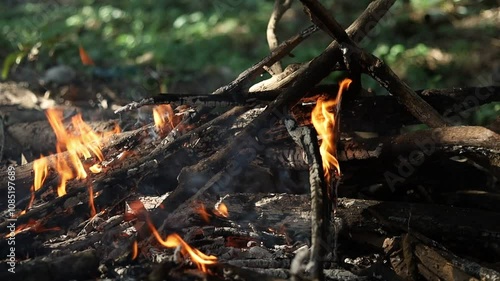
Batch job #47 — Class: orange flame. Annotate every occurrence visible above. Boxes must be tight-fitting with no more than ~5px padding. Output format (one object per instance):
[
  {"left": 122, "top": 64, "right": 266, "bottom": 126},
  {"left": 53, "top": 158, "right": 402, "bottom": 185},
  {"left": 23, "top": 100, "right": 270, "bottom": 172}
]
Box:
[
  {"left": 311, "top": 78, "right": 351, "bottom": 186},
  {"left": 131, "top": 240, "right": 138, "bottom": 260},
  {"left": 88, "top": 185, "right": 96, "bottom": 217},
  {"left": 5, "top": 218, "right": 61, "bottom": 238},
  {"left": 153, "top": 104, "right": 175, "bottom": 131},
  {"left": 79, "top": 45, "right": 95, "bottom": 66},
  {"left": 27, "top": 109, "right": 120, "bottom": 213},
  {"left": 195, "top": 203, "right": 211, "bottom": 223},
  {"left": 147, "top": 221, "right": 217, "bottom": 272},
  {"left": 215, "top": 202, "right": 228, "bottom": 218}
]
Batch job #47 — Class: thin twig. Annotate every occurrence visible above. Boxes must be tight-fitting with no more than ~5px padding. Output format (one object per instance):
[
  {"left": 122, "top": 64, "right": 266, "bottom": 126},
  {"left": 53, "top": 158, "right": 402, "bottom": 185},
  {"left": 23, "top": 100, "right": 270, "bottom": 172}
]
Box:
[{"left": 267, "top": 0, "right": 293, "bottom": 75}]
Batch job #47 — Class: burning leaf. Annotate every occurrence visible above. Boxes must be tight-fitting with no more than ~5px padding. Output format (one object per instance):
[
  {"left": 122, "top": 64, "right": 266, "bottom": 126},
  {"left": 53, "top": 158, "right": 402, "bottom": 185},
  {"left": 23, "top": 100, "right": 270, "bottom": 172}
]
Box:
[
  {"left": 311, "top": 78, "right": 351, "bottom": 190},
  {"left": 79, "top": 45, "right": 95, "bottom": 66}
]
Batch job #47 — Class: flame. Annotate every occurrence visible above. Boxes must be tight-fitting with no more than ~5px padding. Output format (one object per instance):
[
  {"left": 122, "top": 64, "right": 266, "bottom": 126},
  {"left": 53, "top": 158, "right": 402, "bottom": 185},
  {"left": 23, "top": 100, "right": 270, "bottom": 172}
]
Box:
[
  {"left": 311, "top": 78, "right": 351, "bottom": 187},
  {"left": 195, "top": 203, "right": 211, "bottom": 223},
  {"left": 153, "top": 104, "right": 175, "bottom": 131},
  {"left": 79, "top": 45, "right": 95, "bottom": 66},
  {"left": 25, "top": 157, "right": 49, "bottom": 211},
  {"left": 27, "top": 109, "right": 120, "bottom": 212},
  {"left": 5, "top": 218, "right": 61, "bottom": 238},
  {"left": 131, "top": 240, "right": 138, "bottom": 260},
  {"left": 88, "top": 185, "right": 96, "bottom": 217},
  {"left": 33, "top": 157, "right": 49, "bottom": 192},
  {"left": 89, "top": 164, "right": 102, "bottom": 174},
  {"left": 147, "top": 221, "right": 217, "bottom": 272},
  {"left": 215, "top": 202, "right": 228, "bottom": 218}
]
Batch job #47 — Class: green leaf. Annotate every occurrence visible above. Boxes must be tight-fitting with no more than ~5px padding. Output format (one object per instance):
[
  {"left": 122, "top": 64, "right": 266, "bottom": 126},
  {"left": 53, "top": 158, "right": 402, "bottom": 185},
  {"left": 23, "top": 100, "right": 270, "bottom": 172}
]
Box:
[{"left": 1, "top": 51, "right": 26, "bottom": 80}]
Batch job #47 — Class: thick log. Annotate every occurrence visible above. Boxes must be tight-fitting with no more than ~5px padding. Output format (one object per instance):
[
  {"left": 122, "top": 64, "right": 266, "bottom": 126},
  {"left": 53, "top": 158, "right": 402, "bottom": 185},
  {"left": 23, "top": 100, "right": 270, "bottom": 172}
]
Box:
[
  {"left": 264, "top": 126, "right": 500, "bottom": 178},
  {"left": 162, "top": 193, "right": 500, "bottom": 267},
  {"left": 0, "top": 106, "right": 250, "bottom": 230},
  {"left": 386, "top": 232, "right": 500, "bottom": 281}
]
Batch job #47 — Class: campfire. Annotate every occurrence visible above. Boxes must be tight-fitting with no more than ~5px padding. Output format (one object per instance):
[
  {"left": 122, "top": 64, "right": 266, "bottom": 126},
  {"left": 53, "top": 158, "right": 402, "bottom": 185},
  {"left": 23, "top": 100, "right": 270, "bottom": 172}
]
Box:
[{"left": 1, "top": 1, "right": 499, "bottom": 281}]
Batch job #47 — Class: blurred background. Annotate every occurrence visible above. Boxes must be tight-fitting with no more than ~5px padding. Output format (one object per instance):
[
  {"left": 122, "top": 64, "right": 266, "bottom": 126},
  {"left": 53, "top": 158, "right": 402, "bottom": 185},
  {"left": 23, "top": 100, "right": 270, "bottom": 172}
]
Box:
[{"left": 0, "top": 0, "right": 498, "bottom": 123}]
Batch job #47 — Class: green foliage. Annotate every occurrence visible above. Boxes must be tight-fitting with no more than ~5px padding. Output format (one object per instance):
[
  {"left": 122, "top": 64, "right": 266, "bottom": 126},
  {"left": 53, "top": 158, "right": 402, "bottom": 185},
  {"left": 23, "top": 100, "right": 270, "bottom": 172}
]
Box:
[{"left": 0, "top": 1, "right": 497, "bottom": 125}]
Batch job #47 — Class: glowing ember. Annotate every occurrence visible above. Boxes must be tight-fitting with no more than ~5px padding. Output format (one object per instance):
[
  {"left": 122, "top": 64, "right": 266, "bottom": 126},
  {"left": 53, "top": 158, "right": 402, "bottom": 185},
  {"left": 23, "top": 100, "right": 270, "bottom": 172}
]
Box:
[
  {"left": 311, "top": 78, "right": 351, "bottom": 189},
  {"left": 215, "top": 202, "right": 228, "bottom": 218},
  {"left": 89, "top": 164, "right": 102, "bottom": 174},
  {"left": 148, "top": 221, "right": 217, "bottom": 272},
  {"left": 153, "top": 104, "right": 175, "bottom": 131}
]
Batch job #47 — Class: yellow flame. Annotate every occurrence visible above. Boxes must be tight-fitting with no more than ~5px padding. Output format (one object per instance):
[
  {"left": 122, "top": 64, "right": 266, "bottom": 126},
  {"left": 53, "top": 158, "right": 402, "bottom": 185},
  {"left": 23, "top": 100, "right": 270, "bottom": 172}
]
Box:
[
  {"left": 27, "top": 109, "right": 120, "bottom": 212},
  {"left": 311, "top": 78, "right": 351, "bottom": 185},
  {"left": 215, "top": 202, "right": 228, "bottom": 218},
  {"left": 153, "top": 104, "right": 174, "bottom": 131}
]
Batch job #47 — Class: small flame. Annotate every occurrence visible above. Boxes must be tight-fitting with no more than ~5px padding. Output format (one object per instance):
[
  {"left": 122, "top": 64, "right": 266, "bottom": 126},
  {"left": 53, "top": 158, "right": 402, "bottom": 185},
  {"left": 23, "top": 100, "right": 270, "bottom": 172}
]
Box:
[
  {"left": 195, "top": 203, "right": 211, "bottom": 223},
  {"left": 131, "top": 240, "right": 138, "bottom": 260},
  {"left": 148, "top": 221, "right": 217, "bottom": 272},
  {"left": 153, "top": 104, "right": 175, "bottom": 131},
  {"left": 79, "top": 45, "right": 95, "bottom": 66},
  {"left": 33, "top": 157, "right": 49, "bottom": 192},
  {"left": 5, "top": 218, "right": 60, "bottom": 238},
  {"left": 89, "top": 164, "right": 102, "bottom": 174},
  {"left": 311, "top": 78, "right": 351, "bottom": 188},
  {"left": 88, "top": 185, "right": 96, "bottom": 217},
  {"left": 26, "top": 157, "right": 49, "bottom": 211},
  {"left": 215, "top": 202, "right": 228, "bottom": 218}
]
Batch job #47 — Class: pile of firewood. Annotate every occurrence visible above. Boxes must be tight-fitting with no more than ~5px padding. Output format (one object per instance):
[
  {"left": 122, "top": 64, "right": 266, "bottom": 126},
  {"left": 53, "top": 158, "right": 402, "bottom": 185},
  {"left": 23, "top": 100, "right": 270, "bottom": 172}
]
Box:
[{"left": 1, "top": 0, "right": 499, "bottom": 280}]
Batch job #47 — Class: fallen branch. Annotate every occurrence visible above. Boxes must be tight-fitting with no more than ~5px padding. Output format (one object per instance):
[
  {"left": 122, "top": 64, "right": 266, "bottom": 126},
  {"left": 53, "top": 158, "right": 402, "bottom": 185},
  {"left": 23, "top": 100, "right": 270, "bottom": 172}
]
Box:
[
  {"left": 300, "top": 0, "right": 450, "bottom": 128},
  {"left": 284, "top": 116, "right": 328, "bottom": 280},
  {"left": 266, "top": 0, "right": 293, "bottom": 75}
]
